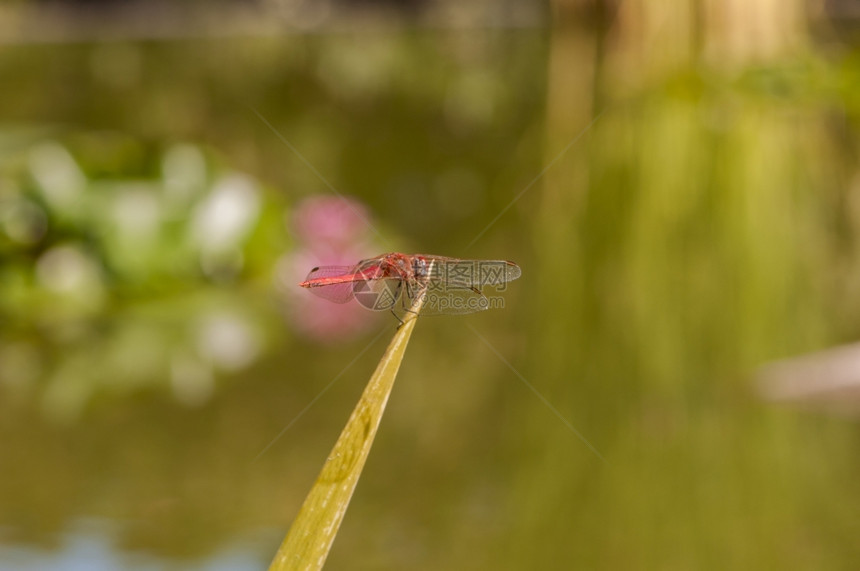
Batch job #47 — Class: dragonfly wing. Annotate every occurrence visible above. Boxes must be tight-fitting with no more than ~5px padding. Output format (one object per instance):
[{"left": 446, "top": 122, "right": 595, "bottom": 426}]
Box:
[
  {"left": 302, "top": 265, "right": 359, "bottom": 304},
  {"left": 304, "top": 265, "right": 357, "bottom": 280},
  {"left": 402, "top": 281, "right": 493, "bottom": 315},
  {"left": 418, "top": 257, "right": 522, "bottom": 289}
]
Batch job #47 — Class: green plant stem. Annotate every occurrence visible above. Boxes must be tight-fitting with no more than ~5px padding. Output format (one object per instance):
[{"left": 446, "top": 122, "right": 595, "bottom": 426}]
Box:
[{"left": 268, "top": 307, "right": 421, "bottom": 571}]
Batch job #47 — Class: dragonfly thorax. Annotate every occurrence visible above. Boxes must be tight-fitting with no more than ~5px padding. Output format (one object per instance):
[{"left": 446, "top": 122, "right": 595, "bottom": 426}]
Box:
[{"left": 412, "top": 257, "right": 429, "bottom": 279}]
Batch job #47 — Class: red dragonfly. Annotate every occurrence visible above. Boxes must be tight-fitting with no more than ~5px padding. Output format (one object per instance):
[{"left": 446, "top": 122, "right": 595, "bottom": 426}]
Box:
[{"left": 299, "top": 253, "right": 521, "bottom": 315}]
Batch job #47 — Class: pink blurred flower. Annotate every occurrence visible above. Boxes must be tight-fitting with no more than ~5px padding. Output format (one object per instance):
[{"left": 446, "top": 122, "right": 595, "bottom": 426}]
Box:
[
  {"left": 292, "top": 195, "right": 372, "bottom": 251},
  {"left": 282, "top": 196, "right": 382, "bottom": 343}
]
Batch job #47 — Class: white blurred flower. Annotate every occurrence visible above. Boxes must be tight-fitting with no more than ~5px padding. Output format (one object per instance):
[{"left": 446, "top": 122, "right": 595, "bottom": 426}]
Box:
[
  {"left": 195, "top": 312, "right": 262, "bottom": 372},
  {"left": 191, "top": 174, "right": 261, "bottom": 254},
  {"left": 36, "top": 244, "right": 104, "bottom": 298},
  {"left": 112, "top": 184, "right": 161, "bottom": 239},
  {"left": 28, "top": 143, "right": 87, "bottom": 209},
  {"left": 758, "top": 342, "right": 860, "bottom": 416},
  {"left": 162, "top": 143, "right": 207, "bottom": 208}
]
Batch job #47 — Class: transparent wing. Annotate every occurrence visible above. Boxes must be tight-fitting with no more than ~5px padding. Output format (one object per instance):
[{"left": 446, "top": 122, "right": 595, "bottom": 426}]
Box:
[
  {"left": 402, "top": 281, "right": 496, "bottom": 315},
  {"left": 416, "top": 257, "right": 522, "bottom": 290},
  {"left": 302, "top": 265, "right": 359, "bottom": 304}
]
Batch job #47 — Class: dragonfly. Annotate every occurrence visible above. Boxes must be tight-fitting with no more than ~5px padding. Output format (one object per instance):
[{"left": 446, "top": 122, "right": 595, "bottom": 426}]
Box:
[{"left": 299, "top": 253, "right": 521, "bottom": 315}]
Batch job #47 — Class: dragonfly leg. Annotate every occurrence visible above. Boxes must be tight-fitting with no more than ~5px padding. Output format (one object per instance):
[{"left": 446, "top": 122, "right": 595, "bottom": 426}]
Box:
[
  {"left": 401, "top": 280, "right": 427, "bottom": 316},
  {"left": 390, "top": 308, "right": 405, "bottom": 328},
  {"left": 397, "top": 299, "right": 419, "bottom": 322}
]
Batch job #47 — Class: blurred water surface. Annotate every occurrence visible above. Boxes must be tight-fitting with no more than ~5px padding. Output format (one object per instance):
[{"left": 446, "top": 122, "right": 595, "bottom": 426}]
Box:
[{"left": 1, "top": 3, "right": 860, "bottom": 570}]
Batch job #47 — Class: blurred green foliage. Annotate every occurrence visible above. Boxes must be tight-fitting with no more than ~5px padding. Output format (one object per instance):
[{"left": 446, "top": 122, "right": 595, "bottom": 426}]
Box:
[{"left": 0, "top": 134, "right": 290, "bottom": 420}]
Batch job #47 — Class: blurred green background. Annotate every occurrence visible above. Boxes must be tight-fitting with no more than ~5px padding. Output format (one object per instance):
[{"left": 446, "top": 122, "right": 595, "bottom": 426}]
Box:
[{"left": 2, "top": 1, "right": 860, "bottom": 569}]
